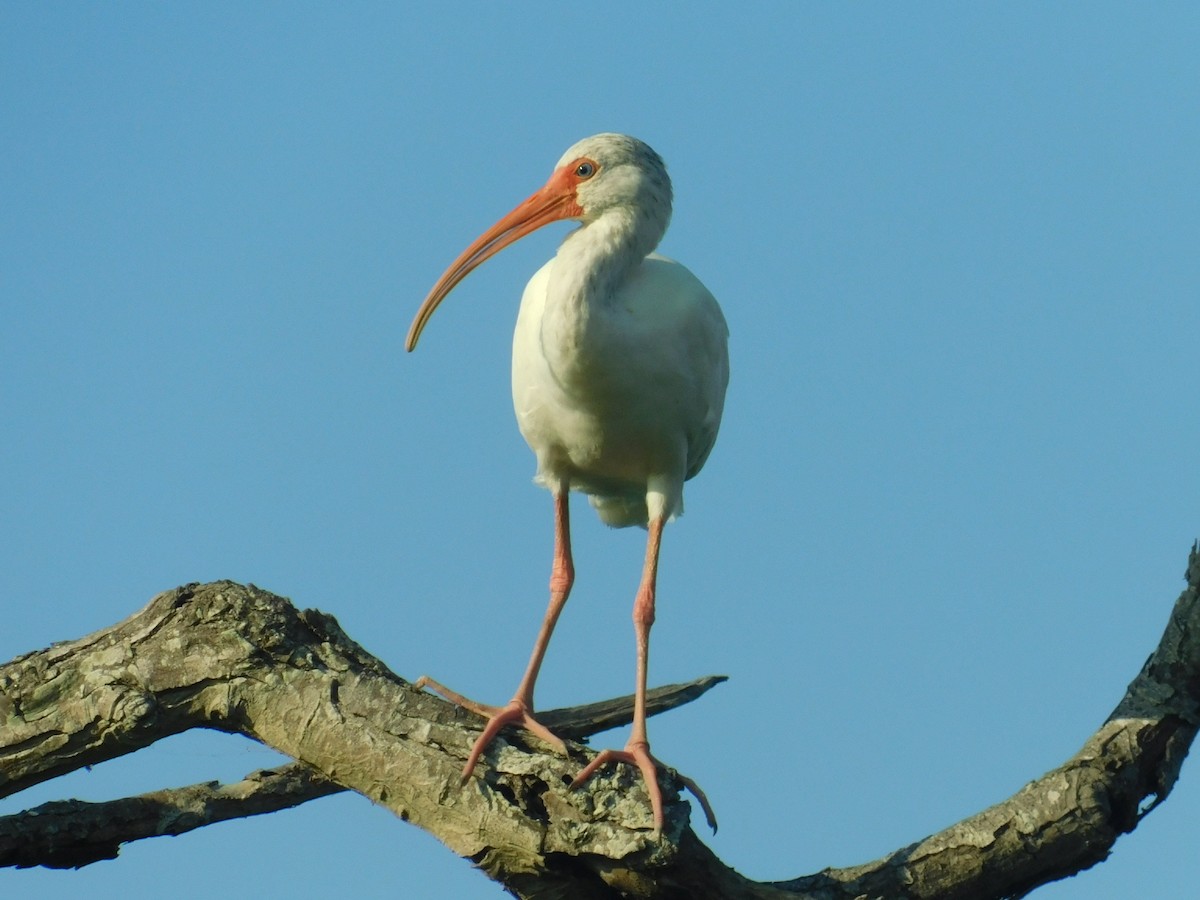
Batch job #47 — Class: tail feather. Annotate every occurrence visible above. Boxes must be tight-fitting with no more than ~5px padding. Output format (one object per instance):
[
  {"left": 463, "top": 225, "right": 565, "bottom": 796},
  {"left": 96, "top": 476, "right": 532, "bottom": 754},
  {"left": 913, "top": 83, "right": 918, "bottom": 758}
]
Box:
[{"left": 587, "top": 493, "right": 683, "bottom": 528}]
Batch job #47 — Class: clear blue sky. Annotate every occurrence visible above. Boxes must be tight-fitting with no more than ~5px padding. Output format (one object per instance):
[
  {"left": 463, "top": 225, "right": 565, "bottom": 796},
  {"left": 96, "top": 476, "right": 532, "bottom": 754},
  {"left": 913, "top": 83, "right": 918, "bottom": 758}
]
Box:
[{"left": 3, "top": 4, "right": 1197, "bottom": 898}]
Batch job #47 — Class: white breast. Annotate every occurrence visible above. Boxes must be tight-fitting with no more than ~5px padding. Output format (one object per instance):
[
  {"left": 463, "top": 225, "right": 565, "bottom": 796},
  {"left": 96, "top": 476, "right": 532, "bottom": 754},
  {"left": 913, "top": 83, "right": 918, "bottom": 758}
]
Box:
[{"left": 511, "top": 252, "right": 729, "bottom": 527}]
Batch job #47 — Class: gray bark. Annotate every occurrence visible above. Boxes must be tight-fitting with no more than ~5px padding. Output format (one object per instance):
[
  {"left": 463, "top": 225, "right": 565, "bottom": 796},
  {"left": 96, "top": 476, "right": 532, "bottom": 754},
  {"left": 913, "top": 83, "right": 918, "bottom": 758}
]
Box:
[{"left": 2, "top": 542, "right": 1198, "bottom": 898}]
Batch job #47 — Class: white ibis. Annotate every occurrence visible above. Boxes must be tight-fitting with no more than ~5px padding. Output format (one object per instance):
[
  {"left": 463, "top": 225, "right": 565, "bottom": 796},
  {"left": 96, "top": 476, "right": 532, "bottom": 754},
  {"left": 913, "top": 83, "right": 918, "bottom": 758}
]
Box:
[{"left": 406, "top": 133, "right": 728, "bottom": 834}]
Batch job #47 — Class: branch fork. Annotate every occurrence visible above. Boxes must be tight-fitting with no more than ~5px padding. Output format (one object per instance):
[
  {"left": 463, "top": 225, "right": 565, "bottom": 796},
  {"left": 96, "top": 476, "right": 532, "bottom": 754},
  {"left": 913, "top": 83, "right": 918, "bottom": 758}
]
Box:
[{"left": 3, "top": 542, "right": 1198, "bottom": 898}]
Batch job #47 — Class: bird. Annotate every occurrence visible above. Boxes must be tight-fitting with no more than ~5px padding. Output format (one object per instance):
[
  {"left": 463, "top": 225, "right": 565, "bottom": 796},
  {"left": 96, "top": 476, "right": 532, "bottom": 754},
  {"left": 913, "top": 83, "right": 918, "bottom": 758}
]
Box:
[{"left": 406, "top": 133, "right": 729, "bottom": 835}]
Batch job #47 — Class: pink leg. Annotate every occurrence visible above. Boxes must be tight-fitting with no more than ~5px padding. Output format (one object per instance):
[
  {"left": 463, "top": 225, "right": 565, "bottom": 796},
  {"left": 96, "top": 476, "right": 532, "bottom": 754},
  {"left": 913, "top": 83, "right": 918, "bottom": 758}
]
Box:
[
  {"left": 417, "top": 485, "right": 574, "bottom": 780},
  {"left": 571, "top": 516, "right": 673, "bottom": 833}
]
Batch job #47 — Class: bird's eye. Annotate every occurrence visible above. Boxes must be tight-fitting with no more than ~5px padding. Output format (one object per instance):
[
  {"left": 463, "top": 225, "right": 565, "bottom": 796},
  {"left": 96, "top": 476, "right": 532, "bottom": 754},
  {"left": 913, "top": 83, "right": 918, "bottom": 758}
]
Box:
[{"left": 575, "top": 161, "right": 596, "bottom": 179}]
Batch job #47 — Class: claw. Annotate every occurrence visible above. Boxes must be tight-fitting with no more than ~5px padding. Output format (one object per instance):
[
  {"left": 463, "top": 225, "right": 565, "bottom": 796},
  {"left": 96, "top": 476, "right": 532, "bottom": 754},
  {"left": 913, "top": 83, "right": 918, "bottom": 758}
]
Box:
[
  {"left": 414, "top": 676, "right": 567, "bottom": 780},
  {"left": 571, "top": 741, "right": 717, "bottom": 837}
]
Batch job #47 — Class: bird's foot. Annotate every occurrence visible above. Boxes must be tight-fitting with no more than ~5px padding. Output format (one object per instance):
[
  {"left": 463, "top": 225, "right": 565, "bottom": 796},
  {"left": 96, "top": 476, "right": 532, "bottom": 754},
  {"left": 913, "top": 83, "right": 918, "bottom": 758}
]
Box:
[
  {"left": 569, "top": 740, "right": 718, "bottom": 837},
  {"left": 414, "top": 676, "right": 567, "bottom": 781}
]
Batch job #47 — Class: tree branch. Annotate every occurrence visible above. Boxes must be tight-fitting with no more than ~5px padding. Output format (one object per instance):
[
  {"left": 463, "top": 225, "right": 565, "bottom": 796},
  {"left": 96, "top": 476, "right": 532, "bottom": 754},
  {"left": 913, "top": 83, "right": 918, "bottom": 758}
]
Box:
[
  {"left": 1, "top": 542, "right": 1197, "bottom": 898},
  {"left": 0, "top": 675, "right": 726, "bottom": 870},
  {"left": 0, "top": 764, "right": 340, "bottom": 869}
]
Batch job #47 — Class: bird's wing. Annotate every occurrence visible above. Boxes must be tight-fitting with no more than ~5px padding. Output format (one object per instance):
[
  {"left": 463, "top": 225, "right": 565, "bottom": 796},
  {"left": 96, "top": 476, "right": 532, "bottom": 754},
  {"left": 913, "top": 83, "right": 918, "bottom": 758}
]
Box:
[{"left": 638, "top": 255, "right": 730, "bottom": 482}]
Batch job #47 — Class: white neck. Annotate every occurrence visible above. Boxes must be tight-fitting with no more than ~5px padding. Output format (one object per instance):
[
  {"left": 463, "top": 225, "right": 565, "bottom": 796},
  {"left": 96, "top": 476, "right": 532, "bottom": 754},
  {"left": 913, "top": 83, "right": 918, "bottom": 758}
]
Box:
[{"left": 539, "top": 207, "right": 665, "bottom": 370}]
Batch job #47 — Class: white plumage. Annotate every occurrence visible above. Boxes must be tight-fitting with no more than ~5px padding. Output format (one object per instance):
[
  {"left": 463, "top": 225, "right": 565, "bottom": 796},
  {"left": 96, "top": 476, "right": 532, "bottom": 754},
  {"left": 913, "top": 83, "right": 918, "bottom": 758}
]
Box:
[
  {"left": 407, "top": 133, "right": 728, "bottom": 834},
  {"left": 512, "top": 250, "right": 728, "bottom": 526}
]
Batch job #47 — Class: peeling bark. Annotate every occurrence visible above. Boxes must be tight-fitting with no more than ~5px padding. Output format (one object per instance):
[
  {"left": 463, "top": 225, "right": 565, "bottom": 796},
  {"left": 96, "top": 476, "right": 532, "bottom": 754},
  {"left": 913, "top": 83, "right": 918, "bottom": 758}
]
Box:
[
  {"left": 1, "top": 542, "right": 1198, "bottom": 898},
  {"left": 0, "top": 764, "right": 340, "bottom": 869}
]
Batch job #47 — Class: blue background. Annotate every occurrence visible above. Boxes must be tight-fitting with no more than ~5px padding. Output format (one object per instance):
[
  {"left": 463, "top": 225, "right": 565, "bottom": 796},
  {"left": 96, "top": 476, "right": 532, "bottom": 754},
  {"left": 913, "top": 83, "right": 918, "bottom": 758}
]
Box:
[{"left": 3, "top": 4, "right": 1197, "bottom": 898}]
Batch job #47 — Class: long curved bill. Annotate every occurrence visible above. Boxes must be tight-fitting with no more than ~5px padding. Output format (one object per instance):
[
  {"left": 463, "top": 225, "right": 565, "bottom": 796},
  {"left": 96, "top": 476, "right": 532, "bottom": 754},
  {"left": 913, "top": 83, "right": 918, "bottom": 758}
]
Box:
[{"left": 405, "top": 167, "right": 582, "bottom": 352}]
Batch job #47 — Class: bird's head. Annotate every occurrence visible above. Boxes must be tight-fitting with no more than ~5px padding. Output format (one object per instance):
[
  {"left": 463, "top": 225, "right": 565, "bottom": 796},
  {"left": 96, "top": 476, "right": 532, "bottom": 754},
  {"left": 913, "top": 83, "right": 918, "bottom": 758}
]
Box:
[
  {"left": 557, "top": 133, "right": 672, "bottom": 227},
  {"left": 406, "top": 133, "right": 673, "bottom": 352}
]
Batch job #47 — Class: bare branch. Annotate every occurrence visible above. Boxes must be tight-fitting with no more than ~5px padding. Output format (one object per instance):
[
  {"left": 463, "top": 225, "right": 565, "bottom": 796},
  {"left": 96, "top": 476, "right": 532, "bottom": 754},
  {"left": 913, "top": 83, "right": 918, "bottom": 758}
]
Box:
[
  {"left": 775, "top": 541, "right": 1200, "bottom": 900},
  {"left": 1, "top": 541, "right": 1197, "bottom": 898},
  {"left": 0, "top": 583, "right": 733, "bottom": 895},
  {"left": 543, "top": 675, "right": 729, "bottom": 741},
  {"left": 0, "top": 675, "right": 726, "bottom": 869},
  {"left": 0, "top": 765, "right": 340, "bottom": 869}
]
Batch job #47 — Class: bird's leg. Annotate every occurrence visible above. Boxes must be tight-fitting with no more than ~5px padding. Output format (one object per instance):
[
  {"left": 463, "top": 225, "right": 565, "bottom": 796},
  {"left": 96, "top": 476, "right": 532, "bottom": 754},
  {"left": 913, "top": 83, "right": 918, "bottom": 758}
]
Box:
[
  {"left": 512, "top": 485, "right": 575, "bottom": 710},
  {"left": 570, "top": 515, "right": 673, "bottom": 833},
  {"left": 417, "top": 486, "right": 574, "bottom": 781}
]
